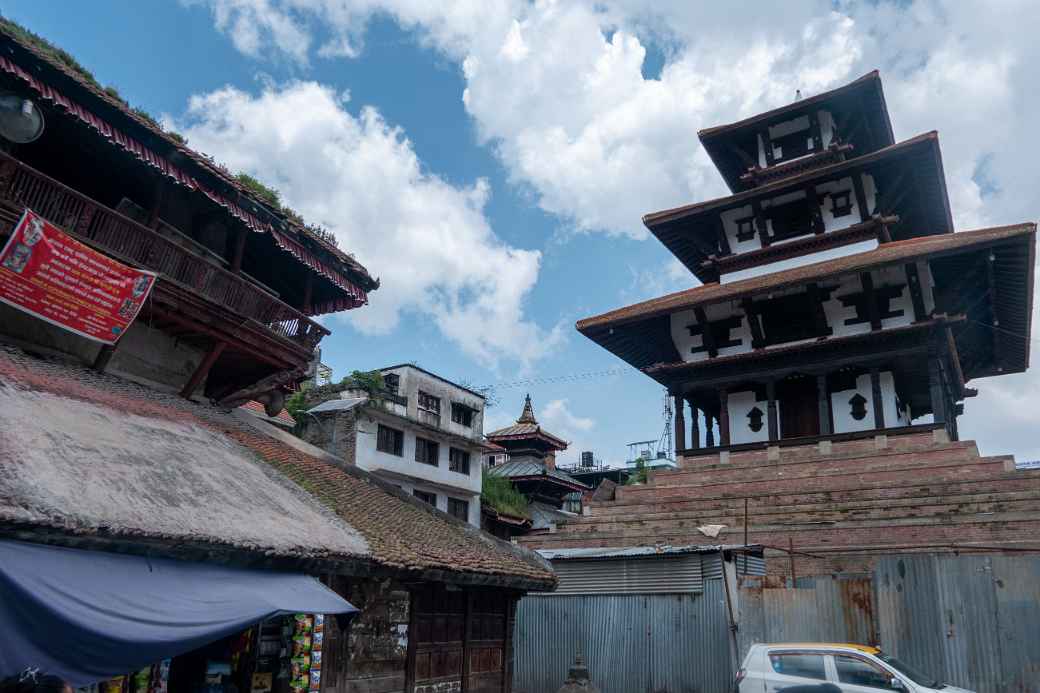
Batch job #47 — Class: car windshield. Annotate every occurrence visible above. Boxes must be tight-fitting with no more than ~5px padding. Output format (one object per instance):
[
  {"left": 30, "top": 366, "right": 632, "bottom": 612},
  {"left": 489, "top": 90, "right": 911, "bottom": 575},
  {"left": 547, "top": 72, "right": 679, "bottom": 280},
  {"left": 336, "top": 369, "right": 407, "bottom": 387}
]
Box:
[{"left": 877, "top": 653, "right": 940, "bottom": 688}]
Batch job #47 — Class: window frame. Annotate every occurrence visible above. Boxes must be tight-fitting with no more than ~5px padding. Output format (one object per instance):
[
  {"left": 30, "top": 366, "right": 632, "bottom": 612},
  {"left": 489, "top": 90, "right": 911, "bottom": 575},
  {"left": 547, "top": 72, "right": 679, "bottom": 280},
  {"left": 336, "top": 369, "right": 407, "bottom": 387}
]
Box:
[
  {"left": 383, "top": 373, "right": 400, "bottom": 394},
  {"left": 831, "top": 190, "right": 854, "bottom": 218},
  {"left": 413, "top": 489, "right": 437, "bottom": 506},
  {"left": 414, "top": 436, "right": 440, "bottom": 466},
  {"left": 450, "top": 402, "right": 474, "bottom": 427},
  {"left": 417, "top": 390, "right": 441, "bottom": 414},
  {"left": 376, "top": 424, "right": 404, "bottom": 457},
  {"left": 766, "top": 651, "right": 828, "bottom": 682},
  {"left": 831, "top": 654, "right": 902, "bottom": 691},
  {"left": 448, "top": 447, "right": 471, "bottom": 475},
  {"left": 447, "top": 497, "right": 470, "bottom": 522},
  {"left": 735, "top": 216, "right": 757, "bottom": 242}
]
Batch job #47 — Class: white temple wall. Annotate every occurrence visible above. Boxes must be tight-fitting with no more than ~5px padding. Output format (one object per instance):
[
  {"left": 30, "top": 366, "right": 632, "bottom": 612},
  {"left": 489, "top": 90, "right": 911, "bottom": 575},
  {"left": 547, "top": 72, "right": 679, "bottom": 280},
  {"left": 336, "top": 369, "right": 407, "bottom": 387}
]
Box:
[
  {"left": 727, "top": 389, "right": 772, "bottom": 444},
  {"left": 722, "top": 204, "right": 760, "bottom": 254},
  {"left": 830, "top": 371, "right": 908, "bottom": 434},
  {"left": 819, "top": 110, "right": 836, "bottom": 147}
]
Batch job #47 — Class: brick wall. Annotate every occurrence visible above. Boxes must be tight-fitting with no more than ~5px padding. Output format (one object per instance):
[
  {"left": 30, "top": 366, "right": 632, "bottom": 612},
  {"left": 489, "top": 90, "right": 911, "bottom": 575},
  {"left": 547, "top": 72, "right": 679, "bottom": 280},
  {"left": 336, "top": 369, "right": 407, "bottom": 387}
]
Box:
[
  {"left": 299, "top": 410, "right": 358, "bottom": 465},
  {"left": 521, "top": 432, "right": 1040, "bottom": 577},
  {"left": 325, "top": 577, "right": 410, "bottom": 693}
]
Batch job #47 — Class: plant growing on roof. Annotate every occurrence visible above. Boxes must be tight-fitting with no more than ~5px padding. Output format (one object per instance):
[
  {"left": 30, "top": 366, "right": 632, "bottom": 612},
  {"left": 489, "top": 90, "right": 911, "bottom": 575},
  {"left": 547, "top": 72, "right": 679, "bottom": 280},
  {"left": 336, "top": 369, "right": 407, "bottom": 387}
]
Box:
[
  {"left": 342, "top": 370, "right": 385, "bottom": 397},
  {"left": 625, "top": 457, "right": 649, "bottom": 485},
  {"left": 482, "top": 474, "right": 530, "bottom": 518}
]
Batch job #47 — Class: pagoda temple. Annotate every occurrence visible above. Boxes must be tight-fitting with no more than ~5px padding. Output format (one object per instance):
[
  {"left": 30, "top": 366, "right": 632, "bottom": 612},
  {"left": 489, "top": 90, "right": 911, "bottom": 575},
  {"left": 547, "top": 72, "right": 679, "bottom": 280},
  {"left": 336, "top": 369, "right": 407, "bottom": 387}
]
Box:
[{"left": 577, "top": 71, "right": 1035, "bottom": 454}]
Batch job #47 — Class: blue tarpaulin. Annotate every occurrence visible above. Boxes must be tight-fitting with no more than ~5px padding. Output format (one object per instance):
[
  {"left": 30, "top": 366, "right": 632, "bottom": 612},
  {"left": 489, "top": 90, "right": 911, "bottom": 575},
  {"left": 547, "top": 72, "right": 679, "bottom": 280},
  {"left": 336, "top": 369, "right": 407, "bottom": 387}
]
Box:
[{"left": 0, "top": 540, "right": 358, "bottom": 686}]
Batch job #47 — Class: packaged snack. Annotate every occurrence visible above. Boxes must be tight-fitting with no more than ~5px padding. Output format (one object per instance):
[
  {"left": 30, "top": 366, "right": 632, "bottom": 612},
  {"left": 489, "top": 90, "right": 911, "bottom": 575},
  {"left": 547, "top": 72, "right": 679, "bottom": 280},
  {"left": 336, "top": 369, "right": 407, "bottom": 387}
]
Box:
[
  {"left": 294, "top": 614, "right": 313, "bottom": 632},
  {"left": 311, "top": 631, "right": 323, "bottom": 651},
  {"left": 313, "top": 615, "right": 324, "bottom": 633},
  {"left": 309, "top": 670, "right": 321, "bottom": 690},
  {"left": 311, "top": 652, "right": 322, "bottom": 670}
]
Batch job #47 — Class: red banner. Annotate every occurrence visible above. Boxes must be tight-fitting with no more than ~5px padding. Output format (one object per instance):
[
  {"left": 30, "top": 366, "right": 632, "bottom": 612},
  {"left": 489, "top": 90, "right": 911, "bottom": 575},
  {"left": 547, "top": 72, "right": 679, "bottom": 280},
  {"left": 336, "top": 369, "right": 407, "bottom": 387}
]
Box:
[{"left": 0, "top": 209, "right": 156, "bottom": 344}]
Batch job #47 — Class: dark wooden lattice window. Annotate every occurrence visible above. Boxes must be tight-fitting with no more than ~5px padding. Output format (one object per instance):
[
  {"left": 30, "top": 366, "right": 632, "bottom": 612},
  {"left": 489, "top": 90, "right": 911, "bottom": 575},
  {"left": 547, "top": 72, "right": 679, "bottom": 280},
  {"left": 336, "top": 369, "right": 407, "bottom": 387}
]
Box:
[
  {"left": 771, "top": 127, "right": 812, "bottom": 162},
  {"left": 758, "top": 291, "right": 833, "bottom": 346},
  {"left": 735, "top": 216, "right": 757, "bottom": 242},
  {"left": 377, "top": 424, "right": 404, "bottom": 456},
  {"left": 849, "top": 393, "right": 868, "bottom": 421},
  {"left": 831, "top": 190, "right": 853, "bottom": 218},
  {"left": 415, "top": 437, "right": 439, "bottom": 466},
  {"left": 747, "top": 406, "right": 764, "bottom": 432},
  {"left": 449, "top": 447, "right": 471, "bottom": 475},
  {"left": 765, "top": 197, "right": 814, "bottom": 243},
  {"left": 839, "top": 284, "right": 907, "bottom": 326},
  {"left": 447, "top": 497, "right": 469, "bottom": 521}
]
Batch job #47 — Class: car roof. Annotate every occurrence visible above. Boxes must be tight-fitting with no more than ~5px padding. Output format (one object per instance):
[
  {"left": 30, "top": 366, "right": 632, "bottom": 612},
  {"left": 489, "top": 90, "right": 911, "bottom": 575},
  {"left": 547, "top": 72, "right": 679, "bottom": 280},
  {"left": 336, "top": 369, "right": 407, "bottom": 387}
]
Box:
[{"left": 760, "top": 643, "right": 881, "bottom": 655}]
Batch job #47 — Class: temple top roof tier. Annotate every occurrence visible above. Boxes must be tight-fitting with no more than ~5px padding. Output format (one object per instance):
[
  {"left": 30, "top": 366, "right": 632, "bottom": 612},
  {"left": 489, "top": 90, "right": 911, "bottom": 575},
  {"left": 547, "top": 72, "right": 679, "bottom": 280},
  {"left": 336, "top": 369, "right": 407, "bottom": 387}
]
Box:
[{"left": 699, "top": 71, "right": 895, "bottom": 193}]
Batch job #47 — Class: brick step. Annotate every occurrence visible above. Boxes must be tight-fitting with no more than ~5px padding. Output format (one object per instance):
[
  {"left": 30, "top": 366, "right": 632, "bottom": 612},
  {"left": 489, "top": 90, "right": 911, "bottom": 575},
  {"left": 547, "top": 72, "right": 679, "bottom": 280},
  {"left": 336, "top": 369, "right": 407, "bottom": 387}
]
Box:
[
  {"left": 554, "top": 495, "right": 1040, "bottom": 536},
  {"left": 583, "top": 476, "right": 1040, "bottom": 519},
  {"left": 522, "top": 515, "right": 1040, "bottom": 551},
  {"left": 654, "top": 446, "right": 983, "bottom": 488},
  {"left": 565, "top": 484, "right": 1040, "bottom": 528},
  {"left": 615, "top": 457, "right": 1018, "bottom": 503},
  {"left": 677, "top": 435, "right": 975, "bottom": 472}
]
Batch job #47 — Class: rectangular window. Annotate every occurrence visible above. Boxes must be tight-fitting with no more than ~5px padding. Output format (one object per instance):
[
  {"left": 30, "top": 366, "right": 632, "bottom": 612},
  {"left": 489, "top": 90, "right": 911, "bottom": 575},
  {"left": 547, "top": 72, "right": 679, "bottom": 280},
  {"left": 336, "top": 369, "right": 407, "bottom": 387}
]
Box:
[
  {"left": 415, "top": 437, "right": 439, "bottom": 466},
  {"left": 418, "top": 391, "right": 440, "bottom": 414},
  {"left": 486, "top": 454, "right": 498, "bottom": 467},
  {"left": 413, "top": 489, "right": 437, "bottom": 506},
  {"left": 764, "top": 197, "right": 813, "bottom": 243},
  {"left": 758, "top": 291, "right": 832, "bottom": 346},
  {"left": 376, "top": 424, "right": 404, "bottom": 456},
  {"left": 447, "top": 497, "right": 470, "bottom": 521},
  {"left": 383, "top": 373, "right": 400, "bottom": 394},
  {"left": 450, "top": 402, "right": 474, "bottom": 427},
  {"left": 449, "top": 448, "right": 471, "bottom": 475},
  {"left": 768, "top": 653, "right": 827, "bottom": 680},
  {"left": 831, "top": 190, "right": 853, "bottom": 217},
  {"left": 834, "top": 656, "right": 899, "bottom": 690},
  {"left": 735, "top": 216, "right": 756, "bottom": 242}
]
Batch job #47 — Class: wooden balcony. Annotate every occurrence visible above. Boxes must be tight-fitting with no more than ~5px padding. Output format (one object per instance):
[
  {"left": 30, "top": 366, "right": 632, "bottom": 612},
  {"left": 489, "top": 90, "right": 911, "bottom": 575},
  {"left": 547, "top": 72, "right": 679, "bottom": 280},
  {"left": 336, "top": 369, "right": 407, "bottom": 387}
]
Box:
[{"left": 0, "top": 152, "right": 329, "bottom": 353}]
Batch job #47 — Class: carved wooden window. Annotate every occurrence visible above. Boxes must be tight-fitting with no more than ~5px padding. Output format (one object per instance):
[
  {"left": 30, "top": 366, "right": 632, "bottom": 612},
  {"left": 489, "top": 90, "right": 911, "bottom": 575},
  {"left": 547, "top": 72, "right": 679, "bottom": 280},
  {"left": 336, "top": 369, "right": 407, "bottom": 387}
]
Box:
[
  {"left": 839, "top": 284, "right": 907, "bottom": 326},
  {"left": 831, "top": 190, "right": 853, "bottom": 218},
  {"left": 747, "top": 406, "right": 764, "bottom": 432},
  {"left": 758, "top": 291, "right": 833, "bottom": 346},
  {"left": 849, "top": 393, "right": 868, "bottom": 421},
  {"left": 735, "top": 216, "right": 757, "bottom": 242},
  {"left": 771, "top": 127, "right": 813, "bottom": 162},
  {"left": 765, "top": 197, "right": 815, "bottom": 243},
  {"left": 687, "top": 315, "right": 743, "bottom": 355}
]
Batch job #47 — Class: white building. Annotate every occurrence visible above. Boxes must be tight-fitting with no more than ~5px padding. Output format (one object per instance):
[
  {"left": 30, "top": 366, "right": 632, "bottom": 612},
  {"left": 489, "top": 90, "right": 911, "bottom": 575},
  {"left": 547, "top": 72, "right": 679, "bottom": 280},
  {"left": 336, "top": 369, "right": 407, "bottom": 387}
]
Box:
[{"left": 299, "top": 364, "right": 485, "bottom": 526}]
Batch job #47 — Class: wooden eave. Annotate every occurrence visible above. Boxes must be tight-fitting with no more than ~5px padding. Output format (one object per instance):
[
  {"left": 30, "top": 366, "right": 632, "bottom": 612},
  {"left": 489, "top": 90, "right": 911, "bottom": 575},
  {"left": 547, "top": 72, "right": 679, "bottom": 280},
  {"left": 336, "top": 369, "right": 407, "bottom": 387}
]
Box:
[
  {"left": 577, "top": 223, "right": 1036, "bottom": 382},
  {"left": 646, "top": 132, "right": 951, "bottom": 281},
  {"left": 699, "top": 70, "right": 895, "bottom": 192}
]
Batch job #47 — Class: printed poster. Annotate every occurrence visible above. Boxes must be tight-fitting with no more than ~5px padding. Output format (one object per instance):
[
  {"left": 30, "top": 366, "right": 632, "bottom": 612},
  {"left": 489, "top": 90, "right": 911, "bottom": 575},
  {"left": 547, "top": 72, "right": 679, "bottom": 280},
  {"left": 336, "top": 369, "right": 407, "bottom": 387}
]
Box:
[{"left": 0, "top": 208, "right": 155, "bottom": 344}]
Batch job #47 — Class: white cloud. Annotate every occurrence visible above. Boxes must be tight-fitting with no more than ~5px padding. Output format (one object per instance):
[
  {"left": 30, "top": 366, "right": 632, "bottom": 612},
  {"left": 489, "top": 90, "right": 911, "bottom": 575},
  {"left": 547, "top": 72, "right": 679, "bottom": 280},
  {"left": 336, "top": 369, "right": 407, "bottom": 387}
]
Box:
[
  {"left": 173, "top": 81, "right": 560, "bottom": 369},
  {"left": 196, "top": 0, "right": 1040, "bottom": 458},
  {"left": 539, "top": 398, "right": 598, "bottom": 466}
]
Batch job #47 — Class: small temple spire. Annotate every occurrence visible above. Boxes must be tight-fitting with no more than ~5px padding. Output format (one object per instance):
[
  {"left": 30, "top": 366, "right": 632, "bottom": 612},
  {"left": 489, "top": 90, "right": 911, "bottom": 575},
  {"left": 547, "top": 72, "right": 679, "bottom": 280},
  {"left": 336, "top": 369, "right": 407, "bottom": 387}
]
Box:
[{"left": 517, "top": 393, "right": 538, "bottom": 424}]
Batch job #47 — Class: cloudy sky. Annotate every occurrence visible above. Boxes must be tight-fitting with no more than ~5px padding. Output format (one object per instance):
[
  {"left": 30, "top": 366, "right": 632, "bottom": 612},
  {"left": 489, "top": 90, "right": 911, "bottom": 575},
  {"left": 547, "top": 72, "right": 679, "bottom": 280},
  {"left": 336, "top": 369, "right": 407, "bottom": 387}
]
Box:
[{"left": 10, "top": 0, "right": 1039, "bottom": 464}]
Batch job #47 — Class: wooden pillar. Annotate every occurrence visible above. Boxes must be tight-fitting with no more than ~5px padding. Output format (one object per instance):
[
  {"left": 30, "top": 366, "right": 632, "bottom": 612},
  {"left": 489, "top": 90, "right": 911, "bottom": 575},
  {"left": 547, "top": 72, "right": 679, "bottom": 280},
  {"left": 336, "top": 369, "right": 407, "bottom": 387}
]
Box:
[
  {"left": 147, "top": 177, "right": 166, "bottom": 229},
  {"left": 461, "top": 592, "right": 473, "bottom": 693},
  {"left": 92, "top": 344, "right": 118, "bottom": 373},
  {"left": 929, "top": 356, "right": 946, "bottom": 425},
  {"left": 870, "top": 367, "right": 885, "bottom": 430},
  {"left": 852, "top": 170, "right": 870, "bottom": 222},
  {"left": 674, "top": 393, "right": 687, "bottom": 453},
  {"left": 861, "top": 272, "right": 881, "bottom": 331},
  {"left": 688, "top": 398, "right": 700, "bottom": 450},
  {"left": 180, "top": 340, "right": 226, "bottom": 399},
  {"left": 753, "top": 198, "right": 770, "bottom": 247},
  {"left": 705, "top": 412, "right": 715, "bottom": 448},
  {"left": 905, "top": 263, "right": 928, "bottom": 322},
  {"left": 766, "top": 381, "right": 778, "bottom": 442},
  {"left": 230, "top": 226, "right": 248, "bottom": 273},
  {"left": 719, "top": 389, "right": 731, "bottom": 447},
  {"left": 816, "top": 374, "right": 832, "bottom": 436}
]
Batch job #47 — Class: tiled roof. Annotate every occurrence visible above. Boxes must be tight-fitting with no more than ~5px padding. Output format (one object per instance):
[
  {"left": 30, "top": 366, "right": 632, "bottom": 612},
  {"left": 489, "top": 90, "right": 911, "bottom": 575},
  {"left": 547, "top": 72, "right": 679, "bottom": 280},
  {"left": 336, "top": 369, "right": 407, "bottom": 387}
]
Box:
[
  {"left": 577, "top": 223, "right": 1036, "bottom": 331},
  {"left": 0, "top": 346, "right": 555, "bottom": 590},
  {"left": 239, "top": 400, "right": 297, "bottom": 427},
  {"left": 487, "top": 460, "right": 589, "bottom": 490}
]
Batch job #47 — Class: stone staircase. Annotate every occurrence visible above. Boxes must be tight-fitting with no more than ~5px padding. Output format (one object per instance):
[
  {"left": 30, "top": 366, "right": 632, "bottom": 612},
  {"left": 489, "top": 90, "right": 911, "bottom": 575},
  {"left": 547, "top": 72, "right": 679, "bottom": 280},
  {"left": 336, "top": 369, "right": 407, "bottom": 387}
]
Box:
[{"left": 519, "top": 429, "right": 1040, "bottom": 576}]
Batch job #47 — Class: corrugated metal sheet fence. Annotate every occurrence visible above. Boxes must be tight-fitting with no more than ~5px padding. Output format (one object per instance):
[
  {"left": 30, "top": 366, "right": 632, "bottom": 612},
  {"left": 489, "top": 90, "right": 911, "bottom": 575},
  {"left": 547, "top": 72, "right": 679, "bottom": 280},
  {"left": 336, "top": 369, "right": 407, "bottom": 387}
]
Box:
[
  {"left": 735, "top": 576, "right": 876, "bottom": 660},
  {"left": 513, "top": 581, "right": 732, "bottom": 693},
  {"left": 876, "top": 554, "right": 1040, "bottom": 693}
]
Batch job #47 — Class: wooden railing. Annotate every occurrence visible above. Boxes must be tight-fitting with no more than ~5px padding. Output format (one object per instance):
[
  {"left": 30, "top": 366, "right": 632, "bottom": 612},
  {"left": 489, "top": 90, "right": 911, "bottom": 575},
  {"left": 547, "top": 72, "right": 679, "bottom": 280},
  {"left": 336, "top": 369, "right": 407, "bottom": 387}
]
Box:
[{"left": 0, "top": 153, "right": 329, "bottom": 351}]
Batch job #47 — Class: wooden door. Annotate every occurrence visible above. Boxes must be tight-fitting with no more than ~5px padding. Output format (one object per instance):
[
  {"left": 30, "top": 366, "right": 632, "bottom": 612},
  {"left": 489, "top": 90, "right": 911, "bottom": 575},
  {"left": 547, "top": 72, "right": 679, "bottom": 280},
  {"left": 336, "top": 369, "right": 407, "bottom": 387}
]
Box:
[{"left": 778, "top": 378, "right": 820, "bottom": 438}]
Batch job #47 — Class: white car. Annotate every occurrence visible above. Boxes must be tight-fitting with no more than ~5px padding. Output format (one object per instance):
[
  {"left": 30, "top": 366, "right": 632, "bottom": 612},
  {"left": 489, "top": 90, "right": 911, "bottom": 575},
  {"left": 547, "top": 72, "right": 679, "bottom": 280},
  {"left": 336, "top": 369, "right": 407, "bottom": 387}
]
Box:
[{"left": 735, "top": 643, "right": 974, "bottom": 693}]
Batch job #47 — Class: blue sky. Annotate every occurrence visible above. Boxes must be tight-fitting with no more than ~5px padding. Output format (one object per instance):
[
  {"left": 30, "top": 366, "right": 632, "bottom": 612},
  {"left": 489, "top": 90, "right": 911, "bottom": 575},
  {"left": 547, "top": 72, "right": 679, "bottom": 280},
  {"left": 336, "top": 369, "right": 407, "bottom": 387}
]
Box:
[{"left": 6, "top": 1, "right": 1040, "bottom": 464}]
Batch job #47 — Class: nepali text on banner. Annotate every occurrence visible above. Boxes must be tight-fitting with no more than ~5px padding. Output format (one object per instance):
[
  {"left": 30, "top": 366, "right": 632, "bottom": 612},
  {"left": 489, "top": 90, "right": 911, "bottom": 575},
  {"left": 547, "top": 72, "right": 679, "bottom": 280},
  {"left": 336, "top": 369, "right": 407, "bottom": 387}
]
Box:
[{"left": 0, "top": 209, "right": 156, "bottom": 345}]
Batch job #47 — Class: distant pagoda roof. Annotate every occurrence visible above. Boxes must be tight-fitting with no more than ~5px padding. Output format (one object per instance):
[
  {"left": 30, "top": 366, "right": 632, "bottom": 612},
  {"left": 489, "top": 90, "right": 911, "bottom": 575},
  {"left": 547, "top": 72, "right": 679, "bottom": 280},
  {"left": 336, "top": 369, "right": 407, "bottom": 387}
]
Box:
[
  {"left": 699, "top": 70, "right": 895, "bottom": 193},
  {"left": 486, "top": 394, "right": 569, "bottom": 451}
]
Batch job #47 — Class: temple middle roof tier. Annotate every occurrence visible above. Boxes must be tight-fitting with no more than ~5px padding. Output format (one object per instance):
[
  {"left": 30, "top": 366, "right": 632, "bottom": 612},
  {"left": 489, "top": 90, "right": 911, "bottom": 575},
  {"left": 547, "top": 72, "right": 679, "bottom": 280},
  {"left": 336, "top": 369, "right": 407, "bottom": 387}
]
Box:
[
  {"left": 645, "top": 132, "right": 952, "bottom": 283},
  {"left": 577, "top": 222, "right": 1035, "bottom": 383}
]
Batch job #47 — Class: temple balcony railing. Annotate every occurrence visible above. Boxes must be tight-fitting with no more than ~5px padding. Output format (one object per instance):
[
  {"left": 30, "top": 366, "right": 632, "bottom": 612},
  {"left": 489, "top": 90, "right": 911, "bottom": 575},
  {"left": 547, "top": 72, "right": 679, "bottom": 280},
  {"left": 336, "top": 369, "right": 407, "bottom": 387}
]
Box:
[{"left": 0, "top": 152, "right": 329, "bottom": 352}]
